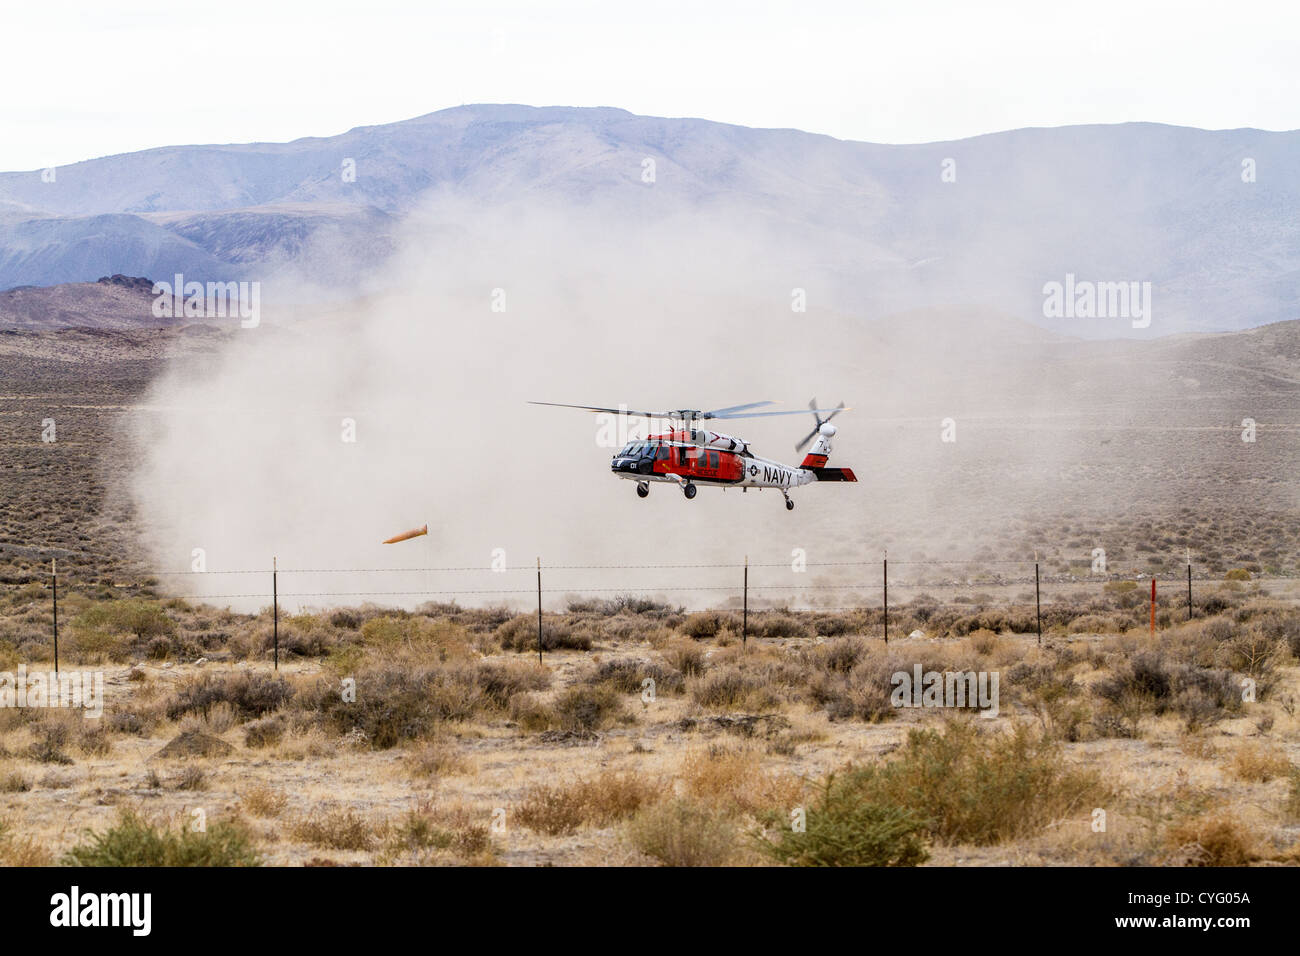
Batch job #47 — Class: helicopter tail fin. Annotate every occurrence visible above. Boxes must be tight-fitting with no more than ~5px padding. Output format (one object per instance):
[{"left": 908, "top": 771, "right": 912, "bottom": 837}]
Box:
[
  {"left": 810, "top": 466, "right": 857, "bottom": 482},
  {"left": 800, "top": 425, "right": 836, "bottom": 469}
]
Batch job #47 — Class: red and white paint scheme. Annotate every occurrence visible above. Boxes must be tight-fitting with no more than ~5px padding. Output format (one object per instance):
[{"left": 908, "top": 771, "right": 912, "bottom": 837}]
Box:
[{"left": 530, "top": 399, "right": 856, "bottom": 510}]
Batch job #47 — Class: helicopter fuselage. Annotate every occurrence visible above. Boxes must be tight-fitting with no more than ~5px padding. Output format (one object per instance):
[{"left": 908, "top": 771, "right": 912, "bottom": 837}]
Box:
[{"left": 610, "top": 429, "right": 827, "bottom": 491}]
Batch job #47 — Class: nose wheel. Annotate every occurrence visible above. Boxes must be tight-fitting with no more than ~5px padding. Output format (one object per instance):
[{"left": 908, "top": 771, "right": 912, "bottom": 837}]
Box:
[
  {"left": 683, "top": 482, "right": 697, "bottom": 500},
  {"left": 636, "top": 481, "right": 649, "bottom": 498},
  {"left": 783, "top": 493, "right": 794, "bottom": 511}
]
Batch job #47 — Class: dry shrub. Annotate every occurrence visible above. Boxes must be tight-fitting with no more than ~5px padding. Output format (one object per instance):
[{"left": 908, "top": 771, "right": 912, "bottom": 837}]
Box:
[
  {"left": 292, "top": 808, "right": 375, "bottom": 851},
  {"left": 508, "top": 693, "right": 558, "bottom": 732},
  {"left": 473, "top": 661, "right": 551, "bottom": 709},
  {"left": 553, "top": 684, "right": 624, "bottom": 732},
  {"left": 516, "top": 771, "right": 665, "bottom": 835},
  {"left": 1215, "top": 630, "right": 1286, "bottom": 693},
  {"left": 691, "top": 667, "right": 782, "bottom": 712},
  {"left": 1228, "top": 741, "right": 1291, "bottom": 783},
  {"left": 169, "top": 672, "right": 293, "bottom": 720},
  {"left": 306, "top": 661, "right": 536, "bottom": 748},
  {"left": 240, "top": 785, "right": 289, "bottom": 817},
  {"left": 627, "top": 798, "right": 738, "bottom": 866},
  {"left": 1165, "top": 812, "right": 1259, "bottom": 866},
  {"left": 678, "top": 612, "right": 725, "bottom": 640},
  {"left": 803, "top": 637, "right": 869, "bottom": 675},
  {"left": 747, "top": 612, "right": 810, "bottom": 639},
  {"left": 63, "top": 809, "right": 260, "bottom": 866},
  {"left": 759, "top": 774, "right": 929, "bottom": 867},
  {"left": 496, "top": 614, "right": 591, "bottom": 652},
  {"left": 77, "top": 724, "right": 112, "bottom": 757},
  {"left": 679, "top": 746, "right": 803, "bottom": 815},
  {"left": 843, "top": 720, "right": 1104, "bottom": 845},
  {"left": 243, "top": 715, "right": 286, "bottom": 749},
  {"left": 659, "top": 639, "right": 707, "bottom": 676},
  {"left": 588, "top": 658, "right": 684, "bottom": 696},
  {"left": 70, "top": 599, "right": 175, "bottom": 662}
]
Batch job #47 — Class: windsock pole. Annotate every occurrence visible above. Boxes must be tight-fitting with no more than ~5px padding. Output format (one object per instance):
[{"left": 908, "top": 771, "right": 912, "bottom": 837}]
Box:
[{"left": 383, "top": 524, "right": 428, "bottom": 544}]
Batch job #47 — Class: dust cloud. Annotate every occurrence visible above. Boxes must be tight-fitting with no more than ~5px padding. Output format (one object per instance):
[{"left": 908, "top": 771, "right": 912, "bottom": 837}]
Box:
[{"left": 122, "top": 190, "right": 1096, "bottom": 612}]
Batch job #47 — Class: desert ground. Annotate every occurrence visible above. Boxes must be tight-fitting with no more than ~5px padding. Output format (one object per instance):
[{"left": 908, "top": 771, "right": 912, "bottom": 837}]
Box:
[{"left": 1, "top": 316, "right": 1299, "bottom": 867}]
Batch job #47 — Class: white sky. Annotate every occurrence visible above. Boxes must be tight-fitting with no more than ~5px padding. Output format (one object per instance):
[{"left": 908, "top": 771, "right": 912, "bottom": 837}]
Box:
[{"left": 2, "top": 0, "right": 1297, "bottom": 170}]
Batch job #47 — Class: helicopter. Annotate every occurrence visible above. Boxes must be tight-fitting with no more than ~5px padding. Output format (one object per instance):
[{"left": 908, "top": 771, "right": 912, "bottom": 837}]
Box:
[{"left": 529, "top": 399, "right": 856, "bottom": 510}]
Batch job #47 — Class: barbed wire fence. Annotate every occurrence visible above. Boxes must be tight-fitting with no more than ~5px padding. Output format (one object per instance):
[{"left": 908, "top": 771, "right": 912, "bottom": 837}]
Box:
[{"left": 32, "top": 551, "right": 1300, "bottom": 673}]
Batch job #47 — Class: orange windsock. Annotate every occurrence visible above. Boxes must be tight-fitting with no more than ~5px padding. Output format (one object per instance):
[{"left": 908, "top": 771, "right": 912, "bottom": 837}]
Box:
[{"left": 383, "top": 524, "right": 428, "bottom": 544}]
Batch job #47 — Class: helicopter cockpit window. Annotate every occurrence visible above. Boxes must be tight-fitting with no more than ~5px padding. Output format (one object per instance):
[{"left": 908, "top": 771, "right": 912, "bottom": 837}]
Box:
[
  {"left": 617, "top": 443, "right": 635, "bottom": 457},
  {"left": 656, "top": 445, "right": 669, "bottom": 460}
]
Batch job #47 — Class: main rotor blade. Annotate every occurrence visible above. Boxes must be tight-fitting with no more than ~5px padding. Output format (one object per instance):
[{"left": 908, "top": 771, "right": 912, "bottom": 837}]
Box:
[
  {"left": 528, "top": 401, "right": 668, "bottom": 419},
  {"left": 700, "top": 401, "right": 776, "bottom": 418},
  {"left": 710, "top": 408, "right": 823, "bottom": 420},
  {"left": 823, "top": 400, "right": 847, "bottom": 423}
]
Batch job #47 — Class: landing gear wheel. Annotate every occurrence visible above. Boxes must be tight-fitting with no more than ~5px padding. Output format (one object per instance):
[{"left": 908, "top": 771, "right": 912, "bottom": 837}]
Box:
[
  {"left": 636, "top": 482, "right": 649, "bottom": 498},
  {"left": 683, "top": 483, "right": 697, "bottom": 500},
  {"left": 784, "top": 495, "right": 794, "bottom": 511}
]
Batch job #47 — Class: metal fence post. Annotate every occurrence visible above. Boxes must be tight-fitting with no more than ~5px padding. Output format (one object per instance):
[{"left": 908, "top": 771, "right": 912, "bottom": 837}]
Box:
[
  {"left": 742, "top": 556, "right": 748, "bottom": 646},
  {"left": 1034, "top": 556, "right": 1042, "bottom": 646},
  {"left": 52, "top": 558, "right": 59, "bottom": 677}
]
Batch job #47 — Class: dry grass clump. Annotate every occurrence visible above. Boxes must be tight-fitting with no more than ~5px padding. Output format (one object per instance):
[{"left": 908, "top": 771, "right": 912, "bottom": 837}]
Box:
[
  {"left": 292, "top": 807, "right": 375, "bottom": 851},
  {"left": 381, "top": 803, "right": 495, "bottom": 863},
  {"left": 0, "top": 827, "right": 54, "bottom": 866},
  {"left": 515, "top": 771, "right": 665, "bottom": 835},
  {"left": 239, "top": 785, "right": 290, "bottom": 818},
  {"left": 1164, "top": 812, "right": 1260, "bottom": 866},
  {"left": 357, "top": 615, "right": 475, "bottom": 664},
  {"left": 1227, "top": 742, "right": 1292, "bottom": 783},
  {"left": 407, "top": 739, "right": 471, "bottom": 778},
  {"left": 679, "top": 746, "right": 803, "bottom": 815},
  {"left": 627, "top": 798, "right": 739, "bottom": 866}
]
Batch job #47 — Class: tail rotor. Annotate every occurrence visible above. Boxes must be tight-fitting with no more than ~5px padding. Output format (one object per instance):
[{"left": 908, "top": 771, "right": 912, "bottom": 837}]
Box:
[{"left": 795, "top": 398, "right": 847, "bottom": 452}]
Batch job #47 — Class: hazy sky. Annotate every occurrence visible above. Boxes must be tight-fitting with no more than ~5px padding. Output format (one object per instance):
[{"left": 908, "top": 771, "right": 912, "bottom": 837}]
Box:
[{"left": 3, "top": 0, "right": 1297, "bottom": 170}]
